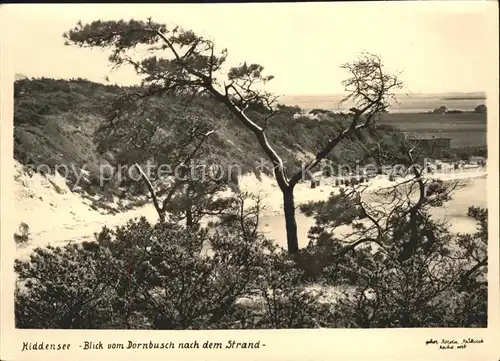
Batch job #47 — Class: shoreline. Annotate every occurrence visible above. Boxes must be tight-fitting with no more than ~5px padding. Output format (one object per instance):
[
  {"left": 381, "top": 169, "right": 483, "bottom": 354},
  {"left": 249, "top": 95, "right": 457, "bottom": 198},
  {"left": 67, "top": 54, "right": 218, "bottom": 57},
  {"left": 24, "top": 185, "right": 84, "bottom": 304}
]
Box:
[
  {"left": 238, "top": 167, "right": 487, "bottom": 217},
  {"left": 14, "top": 164, "right": 487, "bottom": 259}
]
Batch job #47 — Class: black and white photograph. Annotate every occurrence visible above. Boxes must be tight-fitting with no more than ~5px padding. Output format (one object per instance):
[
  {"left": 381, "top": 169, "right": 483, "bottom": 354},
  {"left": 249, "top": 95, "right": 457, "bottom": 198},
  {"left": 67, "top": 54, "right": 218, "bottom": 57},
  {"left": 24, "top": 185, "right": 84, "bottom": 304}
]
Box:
[{"left": 1, "top": 1, "right": 499, "bottom": 360}]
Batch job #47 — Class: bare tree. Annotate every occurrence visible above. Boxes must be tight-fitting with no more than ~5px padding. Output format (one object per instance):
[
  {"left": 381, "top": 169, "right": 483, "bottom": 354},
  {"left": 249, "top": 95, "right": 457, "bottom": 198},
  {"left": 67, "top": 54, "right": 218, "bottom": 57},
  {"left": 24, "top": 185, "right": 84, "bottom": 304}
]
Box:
[
  {"left": 95, "top": 93, "right": 226, "bottom": 224},
  {"left": 64, "top": 19, "right": 403, "bottom": 253},
  {"left": 299, "top": 135, "right": 487, "bottom": 327}
]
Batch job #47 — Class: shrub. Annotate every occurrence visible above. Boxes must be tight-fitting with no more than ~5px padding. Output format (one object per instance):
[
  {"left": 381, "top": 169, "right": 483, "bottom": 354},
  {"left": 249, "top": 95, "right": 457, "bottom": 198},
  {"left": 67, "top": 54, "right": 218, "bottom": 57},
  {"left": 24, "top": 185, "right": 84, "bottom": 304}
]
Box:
[
  {"left": 14, "top": 222, "right": 30, "bottom": 246},
  {"left": 300, "top": 178, "right": 488, "bottom": 328},
  {"left": 15, "top": 241, "right": 120, "bottom": 328},
  {"left": 15, "top": 217, "right": 335, "bottom": 329}
]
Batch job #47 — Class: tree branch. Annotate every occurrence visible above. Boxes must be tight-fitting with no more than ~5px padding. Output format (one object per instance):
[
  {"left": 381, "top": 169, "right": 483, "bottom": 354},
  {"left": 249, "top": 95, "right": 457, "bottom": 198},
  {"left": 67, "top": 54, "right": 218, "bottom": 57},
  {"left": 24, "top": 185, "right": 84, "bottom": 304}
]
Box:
[{"left": 134, "top": 162, "right": 164, "bottom": 220}]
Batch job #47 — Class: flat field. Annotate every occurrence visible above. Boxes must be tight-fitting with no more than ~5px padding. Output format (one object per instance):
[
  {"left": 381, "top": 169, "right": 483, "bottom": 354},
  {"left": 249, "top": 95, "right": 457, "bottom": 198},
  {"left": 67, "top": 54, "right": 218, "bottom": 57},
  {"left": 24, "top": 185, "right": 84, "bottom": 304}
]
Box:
[{"left": 379, "top": 112, "right": 487, "bottom": 148}]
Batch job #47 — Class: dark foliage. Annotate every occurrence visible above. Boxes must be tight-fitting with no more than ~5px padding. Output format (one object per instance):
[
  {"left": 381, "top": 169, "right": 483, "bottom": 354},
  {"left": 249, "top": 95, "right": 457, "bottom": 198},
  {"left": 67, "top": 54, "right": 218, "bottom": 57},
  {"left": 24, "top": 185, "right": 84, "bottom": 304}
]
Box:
[
  {"left": 14, "top": 77, "right": 401, "bottom": 201},
  {"left": 297, "top": 180, "right": 487, "bottom": 327},
  {"left": 15, "top": 216, "right": 338, "bottom": 329}
]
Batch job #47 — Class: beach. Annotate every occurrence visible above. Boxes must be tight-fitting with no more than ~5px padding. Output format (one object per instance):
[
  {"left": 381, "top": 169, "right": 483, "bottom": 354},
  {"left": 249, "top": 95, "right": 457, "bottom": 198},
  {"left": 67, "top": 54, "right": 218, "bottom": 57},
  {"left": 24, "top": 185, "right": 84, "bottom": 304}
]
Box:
[{"left": 13, "top": 160, "right": 487, "bottom": 259}]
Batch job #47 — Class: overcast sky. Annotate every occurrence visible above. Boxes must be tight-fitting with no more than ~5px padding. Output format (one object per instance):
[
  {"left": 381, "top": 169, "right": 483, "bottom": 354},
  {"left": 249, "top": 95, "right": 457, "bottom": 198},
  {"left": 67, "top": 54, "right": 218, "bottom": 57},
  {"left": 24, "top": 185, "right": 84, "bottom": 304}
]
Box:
[{"left": 2, "top": 2, "right": 498, "bottom": 95}]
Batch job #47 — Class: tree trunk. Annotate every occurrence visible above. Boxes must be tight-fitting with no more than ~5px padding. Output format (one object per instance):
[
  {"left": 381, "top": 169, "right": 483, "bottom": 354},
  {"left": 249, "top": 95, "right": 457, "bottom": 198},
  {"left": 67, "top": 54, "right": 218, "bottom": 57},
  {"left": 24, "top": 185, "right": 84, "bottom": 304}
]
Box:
[
  {"left": 185, "top": 184, "right": 194, "bottom": 228},
  {"left": 186, "top": 208, "right": 193, "bottom": 228},
  {"left": 283, "top": 187, "right": 299, "bottom": 254}
]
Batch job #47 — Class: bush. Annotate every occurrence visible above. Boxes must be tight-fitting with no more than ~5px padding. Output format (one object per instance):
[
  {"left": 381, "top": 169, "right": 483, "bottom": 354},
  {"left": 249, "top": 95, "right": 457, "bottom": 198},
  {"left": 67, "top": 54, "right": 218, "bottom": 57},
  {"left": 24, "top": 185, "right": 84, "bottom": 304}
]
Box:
[
  {"left": 300, "top": 180, "right": 488, "bottom": 328},
  {"left": 15, "top": 241, "right": 120, "bottom": 328},
  {"left": 14, "top": 222, "right": 30, "bottom": 246},
  {"left": 15, "top": 217, "right": 336, "bottom": 329}
]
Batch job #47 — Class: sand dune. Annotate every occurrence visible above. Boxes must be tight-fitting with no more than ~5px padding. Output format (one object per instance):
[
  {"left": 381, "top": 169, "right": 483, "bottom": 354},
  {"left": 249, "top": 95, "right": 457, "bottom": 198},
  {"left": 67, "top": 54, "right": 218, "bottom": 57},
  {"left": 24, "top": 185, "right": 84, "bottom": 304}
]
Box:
[{"left": 13, "top": 160, "right": 487, "bottom": 258}]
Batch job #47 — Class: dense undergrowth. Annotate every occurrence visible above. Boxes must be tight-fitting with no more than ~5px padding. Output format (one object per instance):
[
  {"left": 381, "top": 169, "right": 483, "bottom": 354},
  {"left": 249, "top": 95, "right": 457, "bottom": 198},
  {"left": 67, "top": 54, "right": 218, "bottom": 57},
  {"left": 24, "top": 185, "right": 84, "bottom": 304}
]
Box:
[{"left": 15, "top": 202, "right": 487, "bottom": 329}]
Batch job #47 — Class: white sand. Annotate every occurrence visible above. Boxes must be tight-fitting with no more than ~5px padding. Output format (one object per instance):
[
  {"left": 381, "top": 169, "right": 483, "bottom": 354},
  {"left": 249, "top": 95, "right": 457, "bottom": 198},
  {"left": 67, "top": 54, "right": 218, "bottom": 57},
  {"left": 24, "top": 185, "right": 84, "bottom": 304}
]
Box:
[
  {"left": 13, "top": 161, "right": 159, "bottom": 258},
  {"left": 238, "top": 167, "right": 487, "bottom": 215},
  {"left": 12, "top": 160, "right": 487, "bottom": 258},
  {"left": 259, "top": 176, "right": 487, "bottom": 249}
]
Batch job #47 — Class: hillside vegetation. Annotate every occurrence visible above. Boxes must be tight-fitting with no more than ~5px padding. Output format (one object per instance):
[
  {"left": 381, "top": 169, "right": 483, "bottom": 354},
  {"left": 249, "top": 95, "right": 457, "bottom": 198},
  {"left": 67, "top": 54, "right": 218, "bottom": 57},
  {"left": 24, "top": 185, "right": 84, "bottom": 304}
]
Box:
[
  {"left": 14, "top": 77, "right": 487, "bottom": 206},
  {"left": 14, "top": 77, "right": 402, "bottom": 199}
]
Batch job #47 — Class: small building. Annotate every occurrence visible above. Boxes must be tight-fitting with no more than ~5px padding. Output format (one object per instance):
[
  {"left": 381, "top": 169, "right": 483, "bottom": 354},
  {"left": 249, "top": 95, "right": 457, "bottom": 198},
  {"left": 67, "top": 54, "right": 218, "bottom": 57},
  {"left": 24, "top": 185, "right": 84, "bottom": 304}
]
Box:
[
  {"left": 469, "top": 156, "right": 486, "bottom": 166},
  {"left": 419, "top": 137, "right": 451, "bottom": 149},
  {"left": 405, "top": 134, "right": 452, "bottom": 158},
  {"left": 433, "top": 106, "right": 447, "bottom": 114},
  {"left": 474, "top": 104, "right": 487, "bottom": 114}
]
